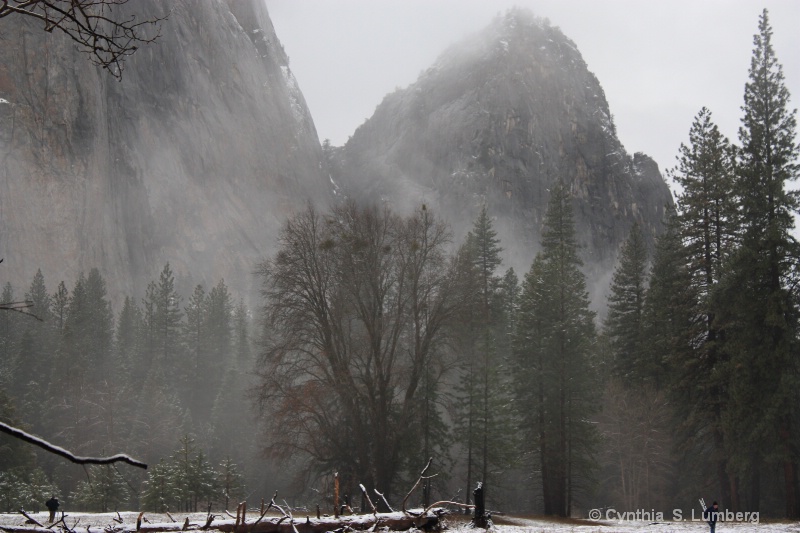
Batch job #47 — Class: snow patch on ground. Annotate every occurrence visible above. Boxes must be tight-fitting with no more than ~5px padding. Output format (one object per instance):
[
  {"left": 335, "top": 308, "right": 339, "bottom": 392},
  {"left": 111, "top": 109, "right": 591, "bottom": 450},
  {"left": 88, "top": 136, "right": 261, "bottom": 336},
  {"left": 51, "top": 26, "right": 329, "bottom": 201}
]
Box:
[
  {"left": 2, "top": 512, "right": 800, "bottom": 533},
  {"left": 458, "top": 516, "right": 800, "bottom": 532}
]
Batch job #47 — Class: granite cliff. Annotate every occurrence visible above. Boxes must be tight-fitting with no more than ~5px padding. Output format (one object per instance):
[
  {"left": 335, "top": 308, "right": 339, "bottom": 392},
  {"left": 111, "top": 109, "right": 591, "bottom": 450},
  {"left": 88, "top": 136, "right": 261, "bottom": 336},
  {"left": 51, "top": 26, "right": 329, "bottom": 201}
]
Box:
[
  {"left": 0, "top": 0, "right": 329, "bottom": 301},
  {"left": 333, "top": 9, "right": 673, "bottom": 292},
  {"left": 1, "top": 5, "right": 673, "bottom": 306}
]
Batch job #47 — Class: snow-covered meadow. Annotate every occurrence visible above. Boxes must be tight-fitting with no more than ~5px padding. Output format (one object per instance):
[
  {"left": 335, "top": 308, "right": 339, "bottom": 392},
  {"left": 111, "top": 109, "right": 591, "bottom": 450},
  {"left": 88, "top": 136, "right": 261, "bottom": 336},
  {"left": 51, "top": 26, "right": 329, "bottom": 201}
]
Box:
[{"left": 2, "top": 512, "right": 800, "bottom": 533}]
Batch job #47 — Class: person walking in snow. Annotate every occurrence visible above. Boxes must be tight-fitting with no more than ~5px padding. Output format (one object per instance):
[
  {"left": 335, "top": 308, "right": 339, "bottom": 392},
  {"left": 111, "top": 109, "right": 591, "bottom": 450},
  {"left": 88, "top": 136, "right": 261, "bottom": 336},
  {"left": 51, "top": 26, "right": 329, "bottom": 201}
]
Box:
[
  {"left": 703, "top": 500, "right": 719, "bottom": 533},
  {"left": 45, "top": 496, "right": 59, "bottom": 522}
]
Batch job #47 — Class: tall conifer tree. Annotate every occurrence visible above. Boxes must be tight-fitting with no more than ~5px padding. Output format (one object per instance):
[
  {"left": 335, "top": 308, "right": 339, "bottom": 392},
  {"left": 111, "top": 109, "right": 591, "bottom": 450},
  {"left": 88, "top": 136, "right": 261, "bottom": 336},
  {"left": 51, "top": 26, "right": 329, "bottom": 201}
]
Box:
[
  {"left": 721, "top": 8, "right": 799, "bottom": 515},
  {"left": 514, "top": 183, "right": 597, "bottom": 516},
  {"left": 454, "top": 205, "right": 516, "bottom": 507},
  {"left": 667, "top": 108, "right": 739, "bottom": 508}
]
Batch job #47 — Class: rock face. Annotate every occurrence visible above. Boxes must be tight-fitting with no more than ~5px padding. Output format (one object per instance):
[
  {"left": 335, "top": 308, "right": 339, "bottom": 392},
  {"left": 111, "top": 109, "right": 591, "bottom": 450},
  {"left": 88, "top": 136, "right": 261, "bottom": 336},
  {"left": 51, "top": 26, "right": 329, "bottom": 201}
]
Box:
[
  {"left": 0, "top": 0, "right": 329, "bottom": 301},
  {"left": 334, "top": 9, "right": 673, "bottom": 294}
]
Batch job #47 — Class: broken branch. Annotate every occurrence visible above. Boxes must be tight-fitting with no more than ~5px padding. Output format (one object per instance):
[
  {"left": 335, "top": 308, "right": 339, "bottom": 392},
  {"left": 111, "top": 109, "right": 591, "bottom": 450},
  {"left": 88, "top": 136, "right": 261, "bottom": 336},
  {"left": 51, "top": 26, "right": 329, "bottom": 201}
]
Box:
[
  {"left": 401, "top": 458, "right": 434, "bottom": 514},
  {"left": 0, "top": 421, "right": 147, "bottom": 469},
  {"left": 19, "top": 509, "right": 44, "bottom": 528},
  {"left": 358, "top": 485, "right": 376, "bottom": 515}
]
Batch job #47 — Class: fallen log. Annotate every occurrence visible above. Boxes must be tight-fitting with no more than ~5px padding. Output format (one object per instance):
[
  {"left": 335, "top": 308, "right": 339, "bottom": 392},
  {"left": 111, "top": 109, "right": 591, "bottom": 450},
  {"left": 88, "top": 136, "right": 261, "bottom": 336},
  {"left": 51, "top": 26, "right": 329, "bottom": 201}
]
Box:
[{"left": 0, "top": 509, "right": 447, "bottom": 533}]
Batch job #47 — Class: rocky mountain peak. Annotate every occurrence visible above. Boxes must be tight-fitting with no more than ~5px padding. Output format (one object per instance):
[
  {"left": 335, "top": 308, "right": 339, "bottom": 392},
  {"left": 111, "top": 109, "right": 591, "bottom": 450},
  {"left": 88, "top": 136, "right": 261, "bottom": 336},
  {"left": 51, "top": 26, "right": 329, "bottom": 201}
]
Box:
[{"left": 334, "top": 8, "right": 673, "bottom": 298}]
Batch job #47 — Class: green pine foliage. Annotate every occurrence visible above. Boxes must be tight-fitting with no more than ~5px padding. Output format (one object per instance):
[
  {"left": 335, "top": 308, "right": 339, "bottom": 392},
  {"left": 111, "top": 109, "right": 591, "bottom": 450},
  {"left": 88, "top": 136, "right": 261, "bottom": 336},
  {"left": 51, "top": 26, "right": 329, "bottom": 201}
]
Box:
[
  {"left": 637, "top": 9, "right": 800, "bottom": 516},
  {"left": 672, "top": 107, "right": 739, "bottom": 294},
  {"left": 0, "top": 467, "right": 58, "bottom": 513},
  {"left": 514, "top": 183, "right": 598, "bottom": 517},
  {"left": 216, "top": 457, "right": 245, "bottom": 511},
  {"left": 141, "top": 459, "right": 178, "bottom": 512},
  {"left": 170, "top": 434, "right": 218, "bottom": 512},
  {"left": 719, "top": 8, "right": 799, "bottom": 515},
  {"left": 70, "top": 465, "right": 130, "bottom": 512},
  {"left": 664, "top": 110, "right": 740, "bottom": 509},
  {"left": 452, "top": 205, "right": 518, "bottom": 508},
  {"left": 1, "top": 259, "right": 253, "bottom": 511},
  {"left": 604, "top": 223, "right": 651, "bottom": 385}
]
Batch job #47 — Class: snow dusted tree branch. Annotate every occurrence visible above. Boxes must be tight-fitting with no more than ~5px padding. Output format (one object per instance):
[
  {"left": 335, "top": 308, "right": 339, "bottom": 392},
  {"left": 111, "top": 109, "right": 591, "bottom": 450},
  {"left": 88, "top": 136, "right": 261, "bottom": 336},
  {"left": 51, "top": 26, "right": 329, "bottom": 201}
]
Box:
[{"left": 0, "top": 421, "right": 148, "bottom": 469}]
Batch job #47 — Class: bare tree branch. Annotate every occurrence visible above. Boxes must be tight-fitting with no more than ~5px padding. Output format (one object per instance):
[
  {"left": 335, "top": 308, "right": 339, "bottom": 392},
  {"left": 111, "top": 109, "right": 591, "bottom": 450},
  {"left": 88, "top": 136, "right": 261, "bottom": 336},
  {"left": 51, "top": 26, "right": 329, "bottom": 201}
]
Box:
[
  {"left": 401, "top": 458, "right": 434, "bottom": 514},
  {"left": 0, "top": 299, "right": 43, "bottom": 320},
  {"left": 18, "top": 509, "right": 44, "bottom": 528},
  {"left": 358, "top": 484, "right": 377, "bottom": 515},
  {"left": 373, "top": 489, "right": 395, "bottom": 513},
  {"left": 0, "top": 421, "right": 147, "bottom": 469},
  {"left": 0, "top": 0, "right": 166, "bottom": 79}
]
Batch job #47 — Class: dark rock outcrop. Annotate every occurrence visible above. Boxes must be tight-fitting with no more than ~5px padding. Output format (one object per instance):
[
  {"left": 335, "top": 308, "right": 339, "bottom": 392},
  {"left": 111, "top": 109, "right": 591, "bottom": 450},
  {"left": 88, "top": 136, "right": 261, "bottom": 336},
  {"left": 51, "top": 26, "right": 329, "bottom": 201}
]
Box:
[
  {"left": 334, "top": 9, "right": 673, "bottom": 295},
  {"left": 0, "top": 0, "right": 329, "bottom": 301}
]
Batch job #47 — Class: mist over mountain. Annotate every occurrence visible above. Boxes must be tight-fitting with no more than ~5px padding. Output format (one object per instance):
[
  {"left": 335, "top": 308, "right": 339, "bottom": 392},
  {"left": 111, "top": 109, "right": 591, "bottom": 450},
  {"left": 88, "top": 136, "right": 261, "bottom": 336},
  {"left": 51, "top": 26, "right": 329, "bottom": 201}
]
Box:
[
  {"left": 332, "top": 9, "right": 673, "bottom": 292},
  {"left": 0, "top": 0, "right": 329, "bottom": 302},
  {"left": 1, "top": 4, "right": 674, "bottom": 306}
]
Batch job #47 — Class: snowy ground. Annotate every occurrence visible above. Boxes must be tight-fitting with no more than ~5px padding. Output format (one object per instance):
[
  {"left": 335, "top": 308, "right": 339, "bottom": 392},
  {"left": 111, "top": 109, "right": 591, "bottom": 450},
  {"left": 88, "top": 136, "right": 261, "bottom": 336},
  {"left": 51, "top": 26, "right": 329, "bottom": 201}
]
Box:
[
  {"left": 1, "top": 511, "right": 800, "bottom": 533},
  {"left": 486, "top": 515, "right": 800, "bottom": 532}
]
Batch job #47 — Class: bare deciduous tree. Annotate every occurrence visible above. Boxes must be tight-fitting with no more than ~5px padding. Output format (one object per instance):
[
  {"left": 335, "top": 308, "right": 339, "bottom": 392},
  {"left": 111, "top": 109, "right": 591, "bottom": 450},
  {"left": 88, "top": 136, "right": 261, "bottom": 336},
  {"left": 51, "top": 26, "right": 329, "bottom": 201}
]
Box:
[
  {"left": 256, "top": 202, "right": 465, "bottom": 500},
  {"left": 0, "top": 0, "right": 165, "bottom": 78}
]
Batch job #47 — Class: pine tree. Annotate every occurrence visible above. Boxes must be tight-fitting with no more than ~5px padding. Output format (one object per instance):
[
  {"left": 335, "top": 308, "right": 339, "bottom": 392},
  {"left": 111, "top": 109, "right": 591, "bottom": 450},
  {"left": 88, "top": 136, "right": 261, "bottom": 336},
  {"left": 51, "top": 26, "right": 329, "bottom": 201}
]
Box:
[
  {"left": 604, "top": 223, "right": 651, "bottom": 385},
  {"left": 143, "top": 264, "right": 183, "bottom": 377},
  {"left": 232, "top": 300, "right": 251, "bottom": 369},
  {"left": 668, "top": 107, "right": 739, "bottom": 508},
  {"left": 183, "top": 284, "right": 208, "bottom": 419},
  {"left": 17, "top": 271, "right": 57, "bottom": 411},
  {"left": 70, "top": 465, "right": 130, "bottom": 512},
  {"left": 513, "top": 255, "right": 549, "bottom": 510},
  {"left": 453, "top": 205, "right": 516, "bottom": 508},
  {"left": 116, "top": 296, "right": 145, "bottom": 385},
  {"left": 111, "top": 296, "right": 149, "bottom": 459},
  {"left": 141, "top": 459, "right": 177, "bottom": 512},
  {"left": 673, "top": 108, "right": 739, "bottom": 296},
  {"left": 170, "top": 434, "right": 216, "bottom": 511},
  {"left": 49, "top": 270, "right": 115, "bottom": 462},
  {"left": 84, "top": 268, "right": 114, "bottom": 382},
  {"left": 209, "top": 303, "right": 254, "bottom": 466},
  {"left": 216, "top": 458, "right": 245, "bottom": 511},
  {"left": 721, "top": 8, "right": 800, "bottom": 515},
  {"left": 514, "top": 183, "right": 598, "bottom": 516},
  {"left": 499, "top": 268, "right": 519, "bottom": 341},
  {"left": 204, "top": 279, "right": 232, "bottom": 411},
  {"left": 51, "top": 281, "right": 69, "bottom": 332}
]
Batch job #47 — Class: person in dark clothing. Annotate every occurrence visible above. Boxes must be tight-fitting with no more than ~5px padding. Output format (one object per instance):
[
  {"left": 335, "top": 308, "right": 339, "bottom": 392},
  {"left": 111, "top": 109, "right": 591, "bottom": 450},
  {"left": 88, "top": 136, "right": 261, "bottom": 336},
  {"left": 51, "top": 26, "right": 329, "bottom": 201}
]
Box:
[
  {"left": 703, "top": 500, "right": 719, "bottom": 533},
  {"left": 45, "top": 496, "right": 59, "bottom": 522}
]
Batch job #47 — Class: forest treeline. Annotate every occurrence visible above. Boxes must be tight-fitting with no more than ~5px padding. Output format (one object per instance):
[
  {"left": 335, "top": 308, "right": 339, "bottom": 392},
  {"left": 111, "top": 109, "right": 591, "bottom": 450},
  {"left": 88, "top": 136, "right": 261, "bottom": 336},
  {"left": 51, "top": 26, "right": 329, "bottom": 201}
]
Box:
[
  {"left": 1, "top": 8, "right": 798, "bottom": 520},
  {"left": 0, "top": 261, "right": 257, "bottom": 513}
]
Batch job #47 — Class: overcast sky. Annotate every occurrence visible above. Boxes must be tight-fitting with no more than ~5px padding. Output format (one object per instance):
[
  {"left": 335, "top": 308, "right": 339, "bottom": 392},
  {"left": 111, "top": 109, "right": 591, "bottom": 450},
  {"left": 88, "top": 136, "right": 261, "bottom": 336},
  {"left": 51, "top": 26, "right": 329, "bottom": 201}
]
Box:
[{"left": 264, "top": 0, "right": 800, "bottom": 179}]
